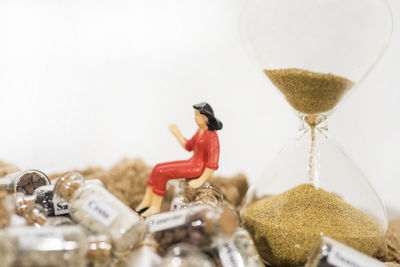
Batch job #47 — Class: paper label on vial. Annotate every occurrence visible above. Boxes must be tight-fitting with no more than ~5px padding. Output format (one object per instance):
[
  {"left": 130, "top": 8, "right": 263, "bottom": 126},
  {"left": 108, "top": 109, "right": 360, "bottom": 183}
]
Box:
[
  {"left": 218, "top": 240, "right": 245, "bottom": 267},
  {"left": 20, "top": 232, "right": 64, "bottom": 251},
  {"left": 53, "top": 200, "right": 69, "bottom": 215},
  {"left": 81, "top": 195, "right": 118, "bottom": 227},
  {"left": 327, "top": 243, "right": 385, "bottom": 267},
  {"left": 147, "top": 208, "right": 191, "bottom": 232}
]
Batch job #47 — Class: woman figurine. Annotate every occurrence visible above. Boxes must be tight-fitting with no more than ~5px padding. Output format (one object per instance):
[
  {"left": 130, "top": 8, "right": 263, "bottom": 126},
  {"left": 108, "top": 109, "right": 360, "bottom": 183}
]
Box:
[{"left": 137, "top": 102, "right": 223, "bottom": 217}]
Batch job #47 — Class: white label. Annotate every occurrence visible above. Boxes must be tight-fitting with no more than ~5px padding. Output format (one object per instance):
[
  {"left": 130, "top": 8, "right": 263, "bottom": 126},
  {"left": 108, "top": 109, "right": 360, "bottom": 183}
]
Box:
[
  {"left": 218, "top": 240, "right": 245, "bottom": 267},
  {"left": 53, "top": 200, "right": 69, "bottom": 215},
  {"left": 327, "top": 244, "right": 385, "bottom": 267},
  {"left": 81, "top": 195, "right": 118, "bottom": 227},
  {"left": 20, "top": 232, "right": 64, "bottom": 251},
  {"left": 147, "top": 208, "right": 190, "bottom": 232}
]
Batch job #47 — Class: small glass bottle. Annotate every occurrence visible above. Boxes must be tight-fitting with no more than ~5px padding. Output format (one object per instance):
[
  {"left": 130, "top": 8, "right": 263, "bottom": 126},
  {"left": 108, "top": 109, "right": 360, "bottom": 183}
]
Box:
[
  {"left": 0, "top": 225, "right": 114, "bottom": 267},
  {"left": 215, "top": 228, "right": 263, "bottom": 267},
  {"left": 125, "top": 236, "right": 162, "bottom": 267},
  {"left": 170, "top": 182, "right": 224, "bottom": 211},
  {"left": 53, "top": 172, "right": 147, "bottom": 257},
  {"left": 148, "top": 204, "right": 239, "bottom": 251},
  {"left": 0, "top": 225, "right": 88, "bottom": 267},
  {"left": 159, "top": 243, "right": 216, "bottom": 267},
  {"left": 305, "top": 236, "right": 386, "bottom": 267},
  {"left": 191, "top": 184, "right": 224, "bottom": 207},
  {"left": 0, "top": 170, "right": 50, "bottom": 195}
]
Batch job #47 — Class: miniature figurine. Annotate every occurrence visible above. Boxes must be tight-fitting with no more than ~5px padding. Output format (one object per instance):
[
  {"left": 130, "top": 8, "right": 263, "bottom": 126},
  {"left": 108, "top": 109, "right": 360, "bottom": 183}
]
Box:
[{"left": 136, "top": 102, "right": 223, "bottom": 217}]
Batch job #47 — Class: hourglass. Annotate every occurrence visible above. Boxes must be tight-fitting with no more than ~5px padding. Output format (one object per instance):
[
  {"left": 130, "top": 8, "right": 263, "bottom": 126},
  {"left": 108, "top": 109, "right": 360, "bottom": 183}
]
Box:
[{"left": 239, "top": 0, "right": 393, "bottom": 266}]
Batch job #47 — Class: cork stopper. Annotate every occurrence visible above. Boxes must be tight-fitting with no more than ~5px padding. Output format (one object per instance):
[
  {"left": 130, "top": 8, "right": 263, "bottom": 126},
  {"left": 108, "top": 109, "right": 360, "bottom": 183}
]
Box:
[
  {"left": 54, "top": 172, "right": 84, "bottom": 202},
  {"left": 218, "top": 205, "right": 239, "bottom": 236},
  {"left": 14, "top": 193, "right": 36, "bottom": 216},
  {"left": 133, "top": 237, "right": 161, "bottom": 253},
  {"left": 86, "top": 235, "right": 112, "bottom": 263},
  {"left": 24, "top": 204, "right": 48, "bottom": 226}
]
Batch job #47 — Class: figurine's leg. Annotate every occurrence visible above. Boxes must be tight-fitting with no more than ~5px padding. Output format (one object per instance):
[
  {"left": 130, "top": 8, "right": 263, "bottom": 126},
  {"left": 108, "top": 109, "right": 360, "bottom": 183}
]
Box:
[
  {"left": 135, "top": 186, "right": 153, "bottom": 211},
  {"left": 141, "top": 194, "right": 163, "bottom": 217}
]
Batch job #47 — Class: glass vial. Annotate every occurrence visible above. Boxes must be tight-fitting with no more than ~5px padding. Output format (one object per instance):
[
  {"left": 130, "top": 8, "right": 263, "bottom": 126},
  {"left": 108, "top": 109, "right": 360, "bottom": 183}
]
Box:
[
  {"left": 148, "top": 204, "right": 239, "bottom": 250},
  {"left": 216, "top": 228, "right": 263, "bottom": 267},
  {"left": 305, "top": 236, "right": 386, "bottom": 267},
  {"left": 0, "top": 170, "right": 50, "bottom": 195},
  {"left": 159, "top": 243, "right": 216, "bottom": 267},
  {"left": 125, "top": 236, "right": 162, "bottom": 267},
  {"left": 53, "top": 172, "right": 147, "bottom": 257},
  {"left": 0, "top": 225, "right": 88, "bottom": 267}
]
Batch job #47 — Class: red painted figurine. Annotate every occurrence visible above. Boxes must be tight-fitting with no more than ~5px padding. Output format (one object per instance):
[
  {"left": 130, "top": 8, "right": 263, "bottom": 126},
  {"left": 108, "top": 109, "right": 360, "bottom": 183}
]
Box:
[{"left": 137, "top": 102, "right": 223, "bottom": 216}]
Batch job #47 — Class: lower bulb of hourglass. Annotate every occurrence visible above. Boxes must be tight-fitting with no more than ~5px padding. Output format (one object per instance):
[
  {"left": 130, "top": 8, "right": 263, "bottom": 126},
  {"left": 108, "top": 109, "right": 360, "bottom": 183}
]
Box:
[{"left": 241, "top": 121, "right": 387, "bottom": 267}]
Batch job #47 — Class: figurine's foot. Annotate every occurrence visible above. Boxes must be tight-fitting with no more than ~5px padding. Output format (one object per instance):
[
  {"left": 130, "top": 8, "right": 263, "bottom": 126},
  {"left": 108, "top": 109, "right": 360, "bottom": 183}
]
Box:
[
  {"left": 141, "top": 207, "right": 160, "bottom": 217},
  {"left": 135, "top": 207, "right": 149, "bottom": 214}
]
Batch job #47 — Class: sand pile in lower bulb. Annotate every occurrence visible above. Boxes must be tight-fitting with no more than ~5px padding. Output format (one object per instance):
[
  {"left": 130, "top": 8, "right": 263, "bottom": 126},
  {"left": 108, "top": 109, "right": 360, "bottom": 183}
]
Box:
[
  {"left": 264, "top": 68, "right": 354, "bottom": 114},
  {"left": 243, "top": 183, "right": 385, "bottom": 267}
]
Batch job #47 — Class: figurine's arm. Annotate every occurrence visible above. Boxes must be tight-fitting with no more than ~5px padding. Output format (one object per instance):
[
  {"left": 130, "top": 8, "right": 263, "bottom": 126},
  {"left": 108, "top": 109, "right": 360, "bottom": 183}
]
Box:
[
  {"left": 168, "top": 124, "right": 187, "bottom": 149},
  {"left": 188, "top": 132, "right": 220, "bottom": 189}
]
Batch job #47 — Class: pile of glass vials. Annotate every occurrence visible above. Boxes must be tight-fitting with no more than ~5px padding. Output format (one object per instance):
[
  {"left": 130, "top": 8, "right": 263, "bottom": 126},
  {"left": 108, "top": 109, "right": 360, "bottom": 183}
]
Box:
[{"left": 0, "top": 171, "right": 264, "bottom": 267}]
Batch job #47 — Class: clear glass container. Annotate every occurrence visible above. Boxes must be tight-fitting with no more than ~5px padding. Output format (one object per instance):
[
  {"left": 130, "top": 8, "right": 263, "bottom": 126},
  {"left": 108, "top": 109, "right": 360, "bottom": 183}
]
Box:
[
  {"left": 0, "top": 225, "right": 113, "bottom": 267},
  {"left": 148, "top": 204, "right": 239, "bottom": 251},
  {"left": 159, "top": 243, "right": 216, "bottom": 267},
  {"left": 53, "top": 172, "right": 147, "bottom": 257},
  {"left": 305, "top": 236, "right": 386, "bottom": 267},
  {"left": 0, "top": 170, "right": 50, "bottom": 195},
  {"left": 0, "top": 225, "right": 88, "bottom": 267},
  {"left": 214, "top": 228, "right": 263, "bottom": 267},
  {"left": 170, "top": 181, "right": 224, "bottom": 211},
  {"left": 125, "top": 236, "right": 162, "bottom": 267},
  {"left": 239, "top": 0, "right": 393, "bottom": 266}
]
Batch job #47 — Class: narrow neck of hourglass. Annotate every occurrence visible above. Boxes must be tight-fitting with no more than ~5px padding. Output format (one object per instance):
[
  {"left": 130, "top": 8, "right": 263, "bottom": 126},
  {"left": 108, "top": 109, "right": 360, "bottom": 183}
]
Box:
[{"left": 299, "top": 113, "right": 329, "bottom": 188}]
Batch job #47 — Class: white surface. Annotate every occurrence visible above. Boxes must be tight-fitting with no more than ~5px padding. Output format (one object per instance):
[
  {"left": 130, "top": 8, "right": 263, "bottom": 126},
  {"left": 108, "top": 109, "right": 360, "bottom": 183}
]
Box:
[{"left": 0, "top": 0, "right": 398, "bottom": 215}]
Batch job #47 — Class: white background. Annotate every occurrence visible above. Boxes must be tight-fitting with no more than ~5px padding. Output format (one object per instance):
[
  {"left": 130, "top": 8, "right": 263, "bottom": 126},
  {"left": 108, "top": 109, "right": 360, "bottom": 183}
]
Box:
[{"left": 0, "top": 0, "right": 398, "bottom": 216}]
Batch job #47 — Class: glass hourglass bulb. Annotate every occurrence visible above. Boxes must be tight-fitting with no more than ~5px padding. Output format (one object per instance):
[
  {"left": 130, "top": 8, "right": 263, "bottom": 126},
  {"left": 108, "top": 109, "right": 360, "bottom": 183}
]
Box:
[{"left": 239, "top": 0, "right": 393, "bottom": 266}]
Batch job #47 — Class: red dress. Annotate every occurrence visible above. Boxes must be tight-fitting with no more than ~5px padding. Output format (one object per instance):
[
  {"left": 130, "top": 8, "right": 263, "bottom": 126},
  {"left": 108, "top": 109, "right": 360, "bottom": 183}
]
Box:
[{"left": 147, "top": 129, "right": 220, "bottom": 196}]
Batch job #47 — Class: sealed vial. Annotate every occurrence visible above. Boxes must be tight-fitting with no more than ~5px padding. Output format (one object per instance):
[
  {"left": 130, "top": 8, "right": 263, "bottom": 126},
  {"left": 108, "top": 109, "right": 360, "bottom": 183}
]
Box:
[
  {"left": 159, "top": 243, "right": 216, "bottom": 267},
  {"left": 0, "top": 170, "right": 50, "bottom": 195},
  {"left": 125, "top": 236, "right": 162, "bottom": 267},
  {"left": 148, "top": 204, "right": 239, "bottom": 250},
  {"left": 191, "top": 184, "right": 224, "bottom": 207},
  {"left": 0, "top": 225, "right": 88, "bottom": 267},
  {"left": 216, "top": 228, "right": 263, "bottom": 267},
  {"left": 53, "top": 172, "right": 147, "bottom": 256},
  {"left": 305, "top": 236, "right": 386, "bottom": 267}
]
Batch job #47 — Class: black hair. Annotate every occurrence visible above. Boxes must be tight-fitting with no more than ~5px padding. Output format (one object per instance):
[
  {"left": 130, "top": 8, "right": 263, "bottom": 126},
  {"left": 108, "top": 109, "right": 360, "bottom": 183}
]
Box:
[{"left": 193, "top": 102, "right": 223, "bottom": 131}]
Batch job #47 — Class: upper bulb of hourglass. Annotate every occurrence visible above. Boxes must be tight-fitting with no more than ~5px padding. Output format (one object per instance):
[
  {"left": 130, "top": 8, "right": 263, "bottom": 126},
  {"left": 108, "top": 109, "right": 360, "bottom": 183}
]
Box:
[
  {"left": 240, "top": 0, "right": 392, "bottom": 119},
  {"left": 239, "top": 0, "right": 393, "bottom": 266}
]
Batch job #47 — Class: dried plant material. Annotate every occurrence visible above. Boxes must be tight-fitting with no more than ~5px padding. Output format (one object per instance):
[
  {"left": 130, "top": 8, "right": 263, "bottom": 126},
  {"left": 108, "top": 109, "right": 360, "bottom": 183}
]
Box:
[
  {"left": 376, "top": 220, "right": 400, "bottom": 264},
  {"left": 0, "top": 160, "right": 20, "bottom": 177},
  {"left": 264, "top": 68, "right": 354, "bottom": 114},
  {"left": 0, "top": 190, "right": 10, "bottom": 228},
  {"left": 386, "top": 262, "right": 400, "bottom": 267},
  {"left": 243, "top": 184, "right": 385, "bottom": 267},
  {"left": 209, "top": 174, "right": 248, "bottom": 207},
  {"left": 51, "top": 159, "right": 249, "bottom": 212}
]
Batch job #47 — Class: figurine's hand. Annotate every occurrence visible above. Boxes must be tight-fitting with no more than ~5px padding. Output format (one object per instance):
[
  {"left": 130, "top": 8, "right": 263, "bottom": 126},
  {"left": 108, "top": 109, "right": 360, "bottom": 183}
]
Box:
[
  {"left": 168, "top": 124, "right": 181, "bottom": 137},
  {"left": 188, "top": 177, "right": 205, "bottom": 189}
]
